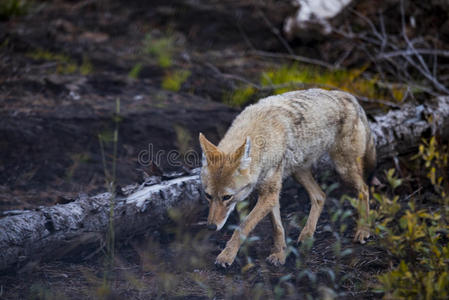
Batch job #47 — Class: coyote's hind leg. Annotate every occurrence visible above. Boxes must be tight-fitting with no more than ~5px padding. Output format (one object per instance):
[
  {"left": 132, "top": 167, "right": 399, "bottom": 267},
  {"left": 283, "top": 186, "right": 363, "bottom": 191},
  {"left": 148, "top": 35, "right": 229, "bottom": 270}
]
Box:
[{"left": 331, "top": 151, "right": 371, "bottom": 244}]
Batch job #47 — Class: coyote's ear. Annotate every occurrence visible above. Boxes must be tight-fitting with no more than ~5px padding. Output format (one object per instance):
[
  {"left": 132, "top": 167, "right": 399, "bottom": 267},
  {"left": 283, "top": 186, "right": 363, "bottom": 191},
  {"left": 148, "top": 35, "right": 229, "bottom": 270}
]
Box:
[
  {"left": 199, "top": 133, "right": 222, "bottom": 166},
  {"left": 233, "top": 136, "right": 251, "bottom": 171}
]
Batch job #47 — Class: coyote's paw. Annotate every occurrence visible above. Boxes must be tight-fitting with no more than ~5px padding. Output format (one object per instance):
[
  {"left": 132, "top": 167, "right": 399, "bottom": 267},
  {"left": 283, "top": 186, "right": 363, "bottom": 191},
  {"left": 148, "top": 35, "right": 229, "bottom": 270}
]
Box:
[
  {"left": 266, "top": 251, "right": 286, "bottom": 266},
  {"left": 354, "top": 227, "right": 370, "bottom": 244},
  {"left": 215, "top": 247, "right": 237, "bottom": 268}
]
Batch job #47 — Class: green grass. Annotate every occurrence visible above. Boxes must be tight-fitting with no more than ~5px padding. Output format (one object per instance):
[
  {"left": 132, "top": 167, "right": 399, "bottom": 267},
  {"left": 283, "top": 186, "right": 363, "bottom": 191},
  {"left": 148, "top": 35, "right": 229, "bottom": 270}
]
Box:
[
  {"left": 224, "top": 63, "right": 408, "bottom": 108},
  {"left": 261, "top": 64, "right": 407, "bottom": 103},
  {"left": 225, "top": 85, "right": 256, "bottom": 108},
  {"left": 128, "top": 63, "right": 143, "bottom": 79},
  {"left": 27, "top": 49, "right": 95, "bottom": 75},
  {"left": 28, "top": 49, "right": 72, "bottom": 63},
  {"left": 80, "top": 55, "right": 93, "bottom": 75},
  {"left": 143, "top": 33, "right": 175, "bottom": 68},
  {"left": 162, "top": 70, "right": 190, "bottom": 92}
]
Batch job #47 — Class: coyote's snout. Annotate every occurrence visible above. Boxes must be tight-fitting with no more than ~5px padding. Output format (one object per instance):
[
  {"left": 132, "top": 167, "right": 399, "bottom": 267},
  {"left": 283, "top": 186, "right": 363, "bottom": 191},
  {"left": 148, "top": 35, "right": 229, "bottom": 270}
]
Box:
[{"left": 199, "top": 89, "right": 376, "bottom": 268}]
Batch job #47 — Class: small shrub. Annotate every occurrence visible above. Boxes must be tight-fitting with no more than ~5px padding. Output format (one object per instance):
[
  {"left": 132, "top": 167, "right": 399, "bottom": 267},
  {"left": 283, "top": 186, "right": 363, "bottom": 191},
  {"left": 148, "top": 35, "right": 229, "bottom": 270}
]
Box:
[
  {"left": 413, "top": 136, "right": 449, "bottom": 200},
  {"left": 162, "top": 70, "right": 190, "bottom": 92},
  {"left": 143, "top": 33, "right": 175, "bottom": 68},
  {"left": 80, "top": 55, "right": 93, "bottom": 75},
  {"left": 128, "top": 62, "right": 143, "bottom": 79},
  {"left": 27, "top": 49, "right": 84, "bottom": 75},
  {"left": 372, "top": 158, "right": 449, "bottom": 299}
]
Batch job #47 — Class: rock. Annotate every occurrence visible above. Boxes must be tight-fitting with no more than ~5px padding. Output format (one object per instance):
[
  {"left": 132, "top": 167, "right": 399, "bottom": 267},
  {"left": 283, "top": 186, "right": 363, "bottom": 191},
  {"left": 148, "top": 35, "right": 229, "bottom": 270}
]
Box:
[{"left": 284, "top": 0, "right": 353, "bottom": 39}]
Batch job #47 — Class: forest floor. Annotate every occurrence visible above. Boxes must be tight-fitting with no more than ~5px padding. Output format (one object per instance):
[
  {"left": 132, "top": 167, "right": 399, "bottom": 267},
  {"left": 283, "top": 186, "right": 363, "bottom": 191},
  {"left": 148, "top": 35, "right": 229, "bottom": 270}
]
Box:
[{"left": 0, "top": 0, "right": 417, "bottom": 298}]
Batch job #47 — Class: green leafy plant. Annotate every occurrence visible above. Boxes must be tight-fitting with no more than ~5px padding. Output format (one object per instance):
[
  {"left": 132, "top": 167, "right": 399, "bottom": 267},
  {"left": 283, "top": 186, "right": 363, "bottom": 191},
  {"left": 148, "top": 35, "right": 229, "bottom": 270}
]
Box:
[
  {"left": 372, "top": 162, "right": 449, "bottom": 299},
  {"left": 413, "top": 136, "right": 449, "bottom": 200}
]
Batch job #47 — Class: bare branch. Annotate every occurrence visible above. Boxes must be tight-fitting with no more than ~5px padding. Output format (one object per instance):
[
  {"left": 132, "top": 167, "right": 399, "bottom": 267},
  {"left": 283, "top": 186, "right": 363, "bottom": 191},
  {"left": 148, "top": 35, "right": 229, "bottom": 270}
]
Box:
[
  {"left": 255, "top": 7, "right": 294, "bottom": 55},
  {"left": 377, "top": 49, "right": 449, "bottom": 60},
  {"left": 249, "top": 50, "right": 335, "bottom": 69}
]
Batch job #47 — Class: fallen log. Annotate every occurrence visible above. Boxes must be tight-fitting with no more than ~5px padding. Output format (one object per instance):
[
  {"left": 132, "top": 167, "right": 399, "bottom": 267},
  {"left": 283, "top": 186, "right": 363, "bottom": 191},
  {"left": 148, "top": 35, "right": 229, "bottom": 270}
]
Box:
[
  {"left": 371, "top": 97, "right": 449, "bottom": 161},
  {"left": 1, "top": 96, "right": 448, "bottom": 272},
  {"left": 0, "top": 171, "right": 202, "bottom": 272}
]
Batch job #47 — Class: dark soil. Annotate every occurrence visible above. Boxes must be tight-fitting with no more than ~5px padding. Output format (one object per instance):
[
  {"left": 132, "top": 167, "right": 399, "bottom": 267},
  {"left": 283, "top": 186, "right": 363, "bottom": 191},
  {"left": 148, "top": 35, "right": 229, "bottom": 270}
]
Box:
[
  {"left": 0, "top": 0, "right": 395, "bottom": 298},
  {"left": 0, "top": 178, "right": 387, "bottom": 299}
]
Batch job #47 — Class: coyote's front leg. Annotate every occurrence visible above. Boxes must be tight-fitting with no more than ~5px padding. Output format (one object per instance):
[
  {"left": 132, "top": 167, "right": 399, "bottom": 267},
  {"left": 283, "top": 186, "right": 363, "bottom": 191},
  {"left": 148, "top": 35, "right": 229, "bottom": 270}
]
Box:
[{"left": 215, "top": 172, "right": 282, "bottom": 267}]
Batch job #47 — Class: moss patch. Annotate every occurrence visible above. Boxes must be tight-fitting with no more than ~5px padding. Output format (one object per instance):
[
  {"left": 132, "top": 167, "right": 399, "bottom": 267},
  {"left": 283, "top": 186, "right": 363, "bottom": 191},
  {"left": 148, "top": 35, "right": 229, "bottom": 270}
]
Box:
[
  {"left": 261, "top": 64, "right": 407, "bottom": 103},
  {"left": 225, "top": 85, "right": 256, "bottom": 108},
  {"left": 27, "top": 49, "right": 94, "bottom": 75}
]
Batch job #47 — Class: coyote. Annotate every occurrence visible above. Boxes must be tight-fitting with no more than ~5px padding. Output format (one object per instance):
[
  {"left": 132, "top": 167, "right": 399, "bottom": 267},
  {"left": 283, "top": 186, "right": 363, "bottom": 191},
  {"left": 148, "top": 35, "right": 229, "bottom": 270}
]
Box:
[{"left": 199, "top": 88, "right": 376, "bottom": 267}]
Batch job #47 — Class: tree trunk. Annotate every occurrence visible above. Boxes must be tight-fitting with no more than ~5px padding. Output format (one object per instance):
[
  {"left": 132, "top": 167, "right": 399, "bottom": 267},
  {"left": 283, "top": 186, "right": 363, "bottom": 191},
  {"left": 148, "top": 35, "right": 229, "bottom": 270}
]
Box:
[{"left": 1, "top": 96, "right": 448, "bottom": 272}]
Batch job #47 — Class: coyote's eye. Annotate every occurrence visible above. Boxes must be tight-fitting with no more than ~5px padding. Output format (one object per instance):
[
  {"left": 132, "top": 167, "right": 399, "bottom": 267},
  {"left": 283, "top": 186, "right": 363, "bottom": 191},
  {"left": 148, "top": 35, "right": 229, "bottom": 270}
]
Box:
[
  {"left": 204, "top": 192, "right": 212, "bottom": 200},
  {"left": 222, "top": 195, "right": 233, "bottom": 201}
]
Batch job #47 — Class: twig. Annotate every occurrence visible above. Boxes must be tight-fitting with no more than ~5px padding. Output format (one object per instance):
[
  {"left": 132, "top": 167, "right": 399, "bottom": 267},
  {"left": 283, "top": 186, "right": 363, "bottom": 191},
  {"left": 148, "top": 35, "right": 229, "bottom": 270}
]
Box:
[
  {"left": 356, "top": 95, "right": 400, "bottom": 108},
  {"left": 403, "top": 187, "right": 423, "bottom": 201},
  {"left": 204, "top": 62, "right": 260, "bottom": 88},
  {"left": 399, "top": 0, "right": 448, "bottom": 94},
  {"left": 235, "top": 20, "right": 256, "bottom": 51},
  {"left": 255, "top": 6, "right": 294, "bottom": 55},
  {"left": 377, "top": 49, "right": 449, "bottom": 59},
  {"left": 334, "top": 45, "right": 354, "bottom": 68},
  {"left": 249, "top": 50, "right": 335, "bottom": 69},
  {"left": 379, "top": 12, "right": 387, "bottom": 53},
  {"left": 337, "top": 5, "right": 449, "bottom": 97}
]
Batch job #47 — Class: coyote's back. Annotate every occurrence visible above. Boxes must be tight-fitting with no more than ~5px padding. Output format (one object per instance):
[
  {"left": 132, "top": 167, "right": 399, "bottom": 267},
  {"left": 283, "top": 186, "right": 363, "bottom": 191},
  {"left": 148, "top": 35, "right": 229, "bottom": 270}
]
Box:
[{"left": 219, "top": 88, "right": 376, "bottom": 179}]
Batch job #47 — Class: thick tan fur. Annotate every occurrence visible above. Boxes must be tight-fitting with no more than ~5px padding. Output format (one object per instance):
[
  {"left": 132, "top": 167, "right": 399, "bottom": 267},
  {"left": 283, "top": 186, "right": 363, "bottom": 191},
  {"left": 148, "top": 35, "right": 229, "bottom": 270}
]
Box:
[{"left": 199, "top": 88, "right": 376, "bottom": 267}]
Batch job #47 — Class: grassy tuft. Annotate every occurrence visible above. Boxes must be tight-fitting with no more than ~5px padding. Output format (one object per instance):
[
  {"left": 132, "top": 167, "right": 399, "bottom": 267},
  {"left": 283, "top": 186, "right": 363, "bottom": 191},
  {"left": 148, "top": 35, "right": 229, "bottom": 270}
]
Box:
[
  {"left": 162, "top": 70, "right": 190, "bottom": 92},
  {"left": 27, "top": 49, "right": 94, "bottom": 75},
  {"left": 128, "top": 63, "right": 143, "bottom": 79},
  {"left": 225, "top": 85, "right": 256, "bottom": 108},
  {"left": 80, "top": 55, "right": 93, "bottom": 75},
  {"left": 261, "top": 64, "right": 407, "bottom": 103},
  {"left": 143, "top": 34, "right": 175, "bottom": 68}
]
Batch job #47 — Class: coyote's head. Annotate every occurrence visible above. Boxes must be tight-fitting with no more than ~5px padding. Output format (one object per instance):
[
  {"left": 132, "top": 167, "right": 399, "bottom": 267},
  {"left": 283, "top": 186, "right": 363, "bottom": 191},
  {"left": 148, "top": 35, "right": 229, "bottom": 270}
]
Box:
[{"left": 199, "top": 133, "right": 253, "bottom": 231}]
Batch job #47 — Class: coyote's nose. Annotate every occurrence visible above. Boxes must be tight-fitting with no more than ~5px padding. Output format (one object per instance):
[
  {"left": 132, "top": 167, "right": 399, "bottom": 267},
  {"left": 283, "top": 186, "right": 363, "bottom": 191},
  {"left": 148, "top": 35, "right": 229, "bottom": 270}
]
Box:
[{"left": 207, "top": 224, "right": 217, "bottom": 231}]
